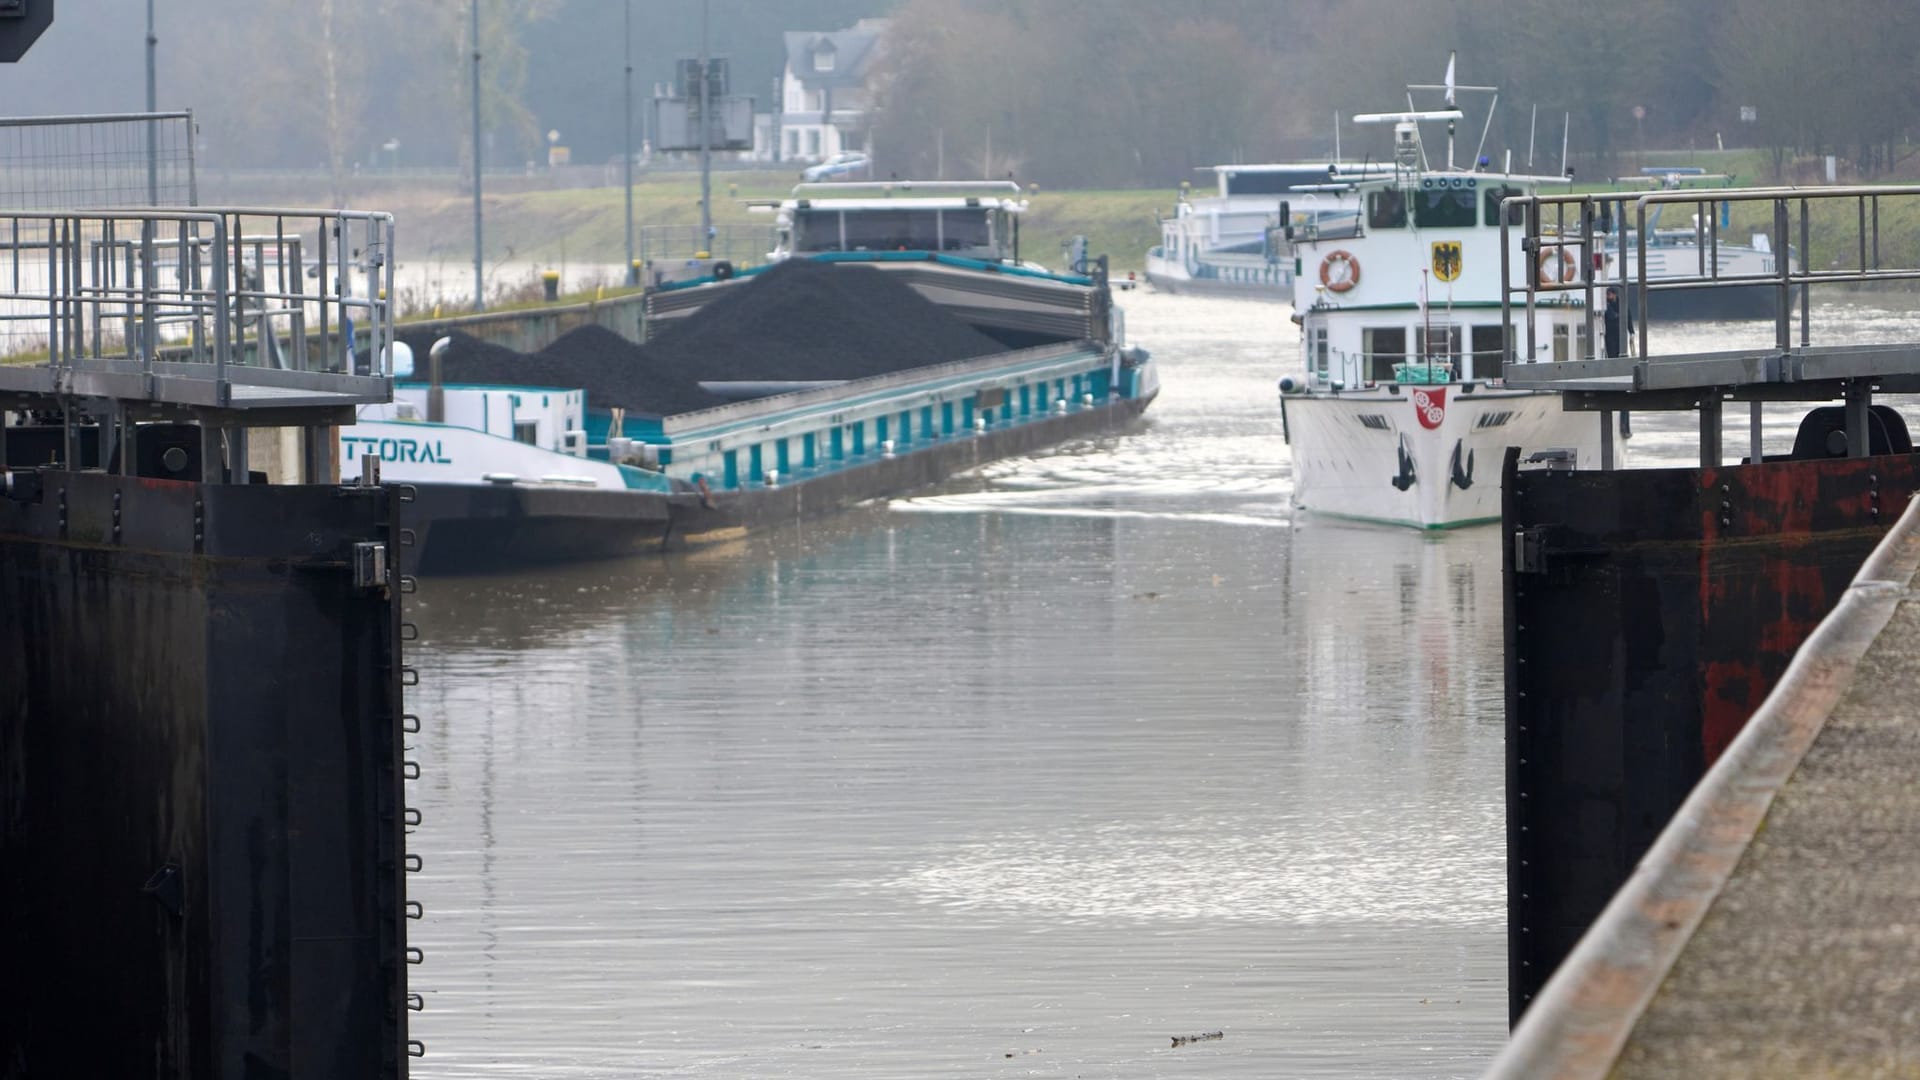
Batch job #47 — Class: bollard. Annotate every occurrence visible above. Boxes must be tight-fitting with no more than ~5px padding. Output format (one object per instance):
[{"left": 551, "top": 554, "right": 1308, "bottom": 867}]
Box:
[
  {"left": 428, "top": 337, "right": 450, "bottom": 423},
  {"left": 541, "top": 270, "right": 560, "bottom": 301}
]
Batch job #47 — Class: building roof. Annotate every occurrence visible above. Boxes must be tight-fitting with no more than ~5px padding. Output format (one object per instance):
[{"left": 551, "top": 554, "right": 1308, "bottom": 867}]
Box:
[{"left": 783, "top": 19, "right": 888, "bottom": 90}]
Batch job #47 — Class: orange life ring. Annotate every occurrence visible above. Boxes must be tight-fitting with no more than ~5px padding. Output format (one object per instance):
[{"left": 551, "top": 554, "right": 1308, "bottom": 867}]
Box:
[
  {"left": 1319, "top": 250, "right": 1360, "bottom": 293},
  {"left": 1537, "top": 247, "right": 1577, "bottom": 286}
]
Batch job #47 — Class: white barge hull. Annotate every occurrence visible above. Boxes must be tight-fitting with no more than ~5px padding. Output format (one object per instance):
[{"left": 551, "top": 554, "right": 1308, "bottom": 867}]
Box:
[
  {"left": 1281, "top": 385, "right": 1606, "bottom": 529},
  {"left": 1143, "top": 248, "right": 1292, "bottom": 300}
]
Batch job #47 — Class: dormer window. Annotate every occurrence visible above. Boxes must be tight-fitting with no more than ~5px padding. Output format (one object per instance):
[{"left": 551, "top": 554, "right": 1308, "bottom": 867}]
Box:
[{"left": 812, "top": 42, "right": 836, "bottom": 72}]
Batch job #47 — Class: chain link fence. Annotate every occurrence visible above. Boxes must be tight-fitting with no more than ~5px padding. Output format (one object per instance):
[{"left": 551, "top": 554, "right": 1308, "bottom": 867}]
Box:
[{"left": 0, "top": 112, "right": 197, "bottom": 210}]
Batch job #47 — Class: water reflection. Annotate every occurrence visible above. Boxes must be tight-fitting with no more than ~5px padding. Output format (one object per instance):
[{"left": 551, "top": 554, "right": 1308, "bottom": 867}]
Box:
[{"left": 408, "top": 289, "right": 1775, "bottom": 1077}]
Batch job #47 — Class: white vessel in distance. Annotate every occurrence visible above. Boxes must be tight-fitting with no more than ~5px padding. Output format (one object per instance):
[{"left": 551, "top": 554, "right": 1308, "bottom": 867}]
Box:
[
  {"left": 1278, "top": 68, "right": 1611, "bottom": 529},
  {"left": 1144, "top": 162, "right": 1391, "bottom": 299},
  {"left": 1603, "top": 167, "right": 1800, "bottom": 320}
]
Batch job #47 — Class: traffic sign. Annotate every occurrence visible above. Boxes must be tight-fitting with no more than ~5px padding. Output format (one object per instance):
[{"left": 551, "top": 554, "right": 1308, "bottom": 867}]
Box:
[{"left": 0, "top": 0, "right": 54, "bottom": 63}]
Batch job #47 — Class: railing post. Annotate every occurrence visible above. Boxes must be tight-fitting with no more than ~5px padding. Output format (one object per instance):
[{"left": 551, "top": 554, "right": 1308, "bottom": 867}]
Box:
[
  {"left": 1581, "top": 196, "right": 1597, "bottom": 359},
  {"left": 1523, "top": 199, "right": 1539, "bottom": 363},
  {"left": 211, "top": 216, "right": 230, "bottom": 406},
  {"left": 1499, "top": 199, "right": 1513, "bottom": 369},
  {"left": 1798, "top": 196, "right": 1811, "bottom": 347},
  {"left": 1636, "top": 195, "right": 1652, "bottom": 360},
  {"left": 1774, "top": 197, "right": 1791, "bottom": 352}
]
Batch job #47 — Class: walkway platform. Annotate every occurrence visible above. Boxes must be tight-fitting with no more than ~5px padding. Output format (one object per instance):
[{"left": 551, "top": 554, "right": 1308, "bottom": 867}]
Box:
[{"left": 1488, "top": 493, "right": 1920, "bottom": 1077}]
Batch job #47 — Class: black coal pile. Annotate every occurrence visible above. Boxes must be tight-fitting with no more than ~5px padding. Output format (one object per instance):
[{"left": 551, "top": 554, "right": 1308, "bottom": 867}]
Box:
[
  {"left": 414, "top": 328, "right": 727, "bottom": 417},
  {"left": 640, "top": 259, "right": 1008, "bottom": 382},
  {"left": 406, "top": 259, "right": 1012, "bottom": 417}
]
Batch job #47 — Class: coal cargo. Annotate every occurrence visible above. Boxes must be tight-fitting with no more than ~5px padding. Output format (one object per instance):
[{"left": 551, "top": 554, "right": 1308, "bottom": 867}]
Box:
[
  {"left": 406, "top": 260, "right": 1021, "bottom": 418},
  {"left": 638, "top": 259, "right": 1010, "bottom": 382}
]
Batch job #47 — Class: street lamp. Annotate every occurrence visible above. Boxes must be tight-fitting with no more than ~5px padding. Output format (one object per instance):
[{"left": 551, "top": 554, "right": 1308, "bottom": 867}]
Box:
[
  {"left": 699, "top": 0, "right": 711, "bottom": 247},
  {"left": 624, "top": 0, "right": 636, "bottom": 284},
  {"left": 146, "top": 0, "right": 158, "bottom": 204},
  {"left": 472, "top": 0, "right": 485, "bottom": 311}
]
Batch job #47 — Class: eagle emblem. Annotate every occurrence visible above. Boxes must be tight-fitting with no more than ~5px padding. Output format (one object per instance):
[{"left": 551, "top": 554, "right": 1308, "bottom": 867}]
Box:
[{"left": 1431, "top": 241, "right": 1463, "bottom": 283}]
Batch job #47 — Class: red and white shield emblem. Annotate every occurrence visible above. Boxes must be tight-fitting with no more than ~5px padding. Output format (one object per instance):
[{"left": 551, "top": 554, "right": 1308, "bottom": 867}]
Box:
[{"left": 1412, "top": 387, "right": 1447, "bottom": 430}]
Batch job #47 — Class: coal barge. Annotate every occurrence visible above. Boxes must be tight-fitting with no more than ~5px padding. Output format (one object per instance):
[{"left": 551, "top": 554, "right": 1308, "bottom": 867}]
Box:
[{"left": 352, "top": 182, "right": 1158, "bottom": 575}]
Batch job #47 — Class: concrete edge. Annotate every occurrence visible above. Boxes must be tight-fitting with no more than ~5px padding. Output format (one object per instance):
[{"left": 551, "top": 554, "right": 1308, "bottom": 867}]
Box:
[{"left": 1484, "top": 491, "right": 1920, "bottom": 1079}]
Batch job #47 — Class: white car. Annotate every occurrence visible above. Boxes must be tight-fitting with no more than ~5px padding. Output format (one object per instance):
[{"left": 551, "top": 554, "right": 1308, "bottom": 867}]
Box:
[{"left": 801, "top": 151, "right": 870, "bottom": 182}]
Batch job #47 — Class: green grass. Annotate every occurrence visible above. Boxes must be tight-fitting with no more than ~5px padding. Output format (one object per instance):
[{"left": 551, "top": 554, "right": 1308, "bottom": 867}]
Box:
[
  {"left": 374, "top": 172, "right": 1177, "bottom": 275},
  {"left": 1017, "top": 187, "right": 1172, "bottom": 274}
]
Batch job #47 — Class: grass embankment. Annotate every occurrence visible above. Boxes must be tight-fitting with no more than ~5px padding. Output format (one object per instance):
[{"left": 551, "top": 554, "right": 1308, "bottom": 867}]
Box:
[{"left": 362, "top": 172, "right": 1174, "bottom": 279}]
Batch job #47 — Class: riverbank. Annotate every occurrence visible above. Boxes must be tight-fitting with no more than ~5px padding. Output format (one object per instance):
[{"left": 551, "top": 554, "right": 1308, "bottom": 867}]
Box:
[{"left": 202, "top": 168, "right": 1171, "bottom": 287}]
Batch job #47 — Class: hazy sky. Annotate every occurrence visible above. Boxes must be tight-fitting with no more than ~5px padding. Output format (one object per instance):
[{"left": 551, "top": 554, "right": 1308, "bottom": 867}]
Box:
[
  {"left": 1, "top": 1, "right": 150, "bottom": 115},
  {"left": 0, "top": 0, "right": 891, "bottom": 164}
]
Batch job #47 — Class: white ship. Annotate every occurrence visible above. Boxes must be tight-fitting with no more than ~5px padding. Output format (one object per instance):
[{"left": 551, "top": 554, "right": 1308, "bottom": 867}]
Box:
[
  {"left": 1278, "top": 62, "right": 1612, "bottom": 529},
  {"left": 1144, "top": 163, "right": 1388, "bottom": 299}
]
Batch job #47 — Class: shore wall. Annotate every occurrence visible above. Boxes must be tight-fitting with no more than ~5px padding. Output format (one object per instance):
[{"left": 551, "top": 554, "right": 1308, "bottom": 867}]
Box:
[{"left": 396, "top": 290, "right": 647, "bottom": 357}]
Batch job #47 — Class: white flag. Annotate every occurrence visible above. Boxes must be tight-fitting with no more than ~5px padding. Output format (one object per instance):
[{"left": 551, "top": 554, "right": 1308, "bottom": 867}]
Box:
[{"left": 1444, "top": 51, "right": 1456, "bottom": 106}]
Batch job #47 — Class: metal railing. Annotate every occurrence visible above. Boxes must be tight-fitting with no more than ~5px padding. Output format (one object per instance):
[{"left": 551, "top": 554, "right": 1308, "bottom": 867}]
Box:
[
  {"left": 1502, "top": 185, "right": 1920, "bottom": 364},
  {"left": 0, "top": 112, "right": 197, "bottom": 210},
  {"left": 637, "top": 223, "right": 775, "bottom": 268},
  {"left": 1314, "top": 345, "right": 1518, "bottom": 388},
  {"left": 0, "top": 207, "right": 395, "bottom": 411}
]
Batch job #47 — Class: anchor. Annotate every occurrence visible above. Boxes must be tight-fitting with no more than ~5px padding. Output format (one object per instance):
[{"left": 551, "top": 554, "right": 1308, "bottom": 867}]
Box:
[
  {"left": 1450, "top": 439, "right": 1475, "bottom": 490},
  {"left": 1392, "top": 434, "right": 1417, "bottom": 491}
]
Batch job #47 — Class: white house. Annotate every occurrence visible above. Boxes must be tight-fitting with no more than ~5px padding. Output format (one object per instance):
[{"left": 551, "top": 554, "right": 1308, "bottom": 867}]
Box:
[{"left": 778, "top": 19, "right": 887, "bottom": 164}]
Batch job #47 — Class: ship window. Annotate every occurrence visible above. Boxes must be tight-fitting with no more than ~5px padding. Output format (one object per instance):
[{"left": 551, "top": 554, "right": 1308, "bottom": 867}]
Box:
[
  {"left": 1471, "top": 325, "right": 1510, "bottom": 380},
  {"left": 1484, "top": 185, "right": 1527, "bottom": 226},
  {"left": 1367, "top": 189, "right": 1407, "bottom": 230},
  {"left": 1364, "top": 326, "right": 1406, "bottom": 383},
  {"left": 1413, "top": 187, "right": 1478, "bottom": 228},
  {"left": 513, "top": 420, "right": 539, "bottom": 446},
  {"left": 1552, "top": 323, "right": 1591, "bottom": 363},
  {"left": 1311, "top": 326, "right": 1330, "bottom": 377},
  {"left": 792, "top": 208, "right": 844, "bottom": 252},
  {"left": 840, "top": 209, "right": 937, "bottom": 251},
  {"left": 1223, "top": 168, "right": 1328, "bottom": 196},
  {"left": 938, "top": 209, "right": 992, "bottom": 251},
  {"left": 1417, "top": 324, "right": 1462, "bottom": 362}
]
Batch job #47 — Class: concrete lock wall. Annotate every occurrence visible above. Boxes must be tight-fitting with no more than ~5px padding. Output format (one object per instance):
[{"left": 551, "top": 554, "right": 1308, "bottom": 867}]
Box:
[{"left": 395, "top": 290, "right": 648, "bottom": 359}]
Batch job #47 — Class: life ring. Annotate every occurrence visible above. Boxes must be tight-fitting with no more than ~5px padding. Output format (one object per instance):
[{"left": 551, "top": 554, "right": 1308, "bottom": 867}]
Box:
[
  {"left": 1537, "top": 247, "right": 1577, "bottom": 286},
  {"left": 1319, "top": 250, "right": 1360, "bottom": 293}
]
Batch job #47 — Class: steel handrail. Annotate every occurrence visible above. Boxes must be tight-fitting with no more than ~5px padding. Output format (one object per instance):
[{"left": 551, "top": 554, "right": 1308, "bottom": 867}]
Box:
[{"left": 1503, "top": 185, "right": 1920, "bottom": 366}]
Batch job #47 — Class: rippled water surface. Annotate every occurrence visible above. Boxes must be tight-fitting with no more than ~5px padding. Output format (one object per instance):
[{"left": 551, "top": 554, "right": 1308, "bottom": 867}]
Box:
[{"left": 405, "top": 288, "right": 1920, "bottom": 1078}]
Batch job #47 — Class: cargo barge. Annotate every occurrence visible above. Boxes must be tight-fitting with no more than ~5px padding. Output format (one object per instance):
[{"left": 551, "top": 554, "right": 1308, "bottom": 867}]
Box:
[{"left": 353, "top": 182, "right": 1158, "bottom": 574}]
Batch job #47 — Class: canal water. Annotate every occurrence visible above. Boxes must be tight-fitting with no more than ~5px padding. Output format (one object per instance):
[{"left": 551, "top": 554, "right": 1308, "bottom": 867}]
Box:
[{"left": 405, "top": 289, "right": 1920, "bottom": 1078}]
